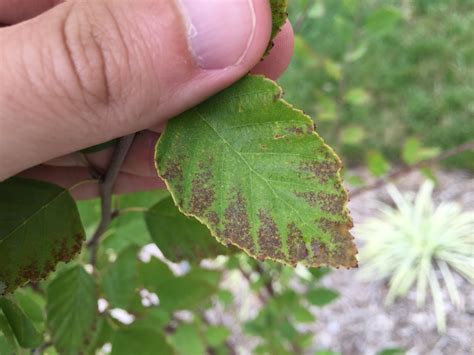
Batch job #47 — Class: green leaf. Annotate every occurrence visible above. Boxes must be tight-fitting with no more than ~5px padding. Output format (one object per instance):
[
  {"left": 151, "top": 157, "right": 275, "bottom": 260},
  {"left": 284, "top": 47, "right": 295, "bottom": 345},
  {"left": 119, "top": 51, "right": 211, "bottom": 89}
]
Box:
[
  {"left": 111, "top": 325, "right": 174, "bottom": 355},
  {"left": 205, "top": 325, "right": 230, "bottom": 347},
  {"left": 344, "top": 88, "right": 370, "bottom": 106},
  {"left": 85, "top": 316, "right": 114, "bottom": 355},
  {"left": 217, "top": 289, "right": 234, "bottom": 307},
  {"left": 0, "top": 312, "right": 16, "bottom": 351},
  {"left": 308, "top": 267, "right": 331, "bottom": 280},
  {"left": 13, "top": 289, "right": 45, "bottom": 332},
  {"left": 46, "top": 265, "right": 97, "bottom": 353},
  {"left": 102, "top": 246, "right": 140, "bottom": 309},
  {"left": 378, "top": 348, "right": 405, "bottom": 355},
  {"left": 367, "top": 150, "right": 390, "bottom": 177},
  {"left": 138, "top": 257, "right": 174, "bottom": 290},
  {"left": 315, "top": 351, "right": 340, "bottom": 355},
  {"left": 307, "top": 287, "right": 339, "bottom": 306},
  {"left": 169, "top": 323, "right": 206, "bottom": 355},
  {"left": 0, "top": 334, "right": 14, "bottom": 355},
  {"left": 151, "top": 270, "right": 220, "bottom": 312},
  {"left": 0, "top": 178, "right": 85, "bottom": 295},
  {"left": 365, "top": 7, "right": 402, "bottom": 35},
  {"left": 402, "top": 137, "right": 440, "bottom": 165},
  {"left": 145, "top": 196, "right": 235, "bottom": 263},
  {"left": 0, "top": 298, "right": 42, "bottom": 348},
  {"left": 340, "top": 126, "right": 366, "bottom": 145},
  {"left": 156, "top": 76, "right": 357, "bottom": 268},
  {"left": 292, "top": 305, "right": 315, "bottom": 323}
]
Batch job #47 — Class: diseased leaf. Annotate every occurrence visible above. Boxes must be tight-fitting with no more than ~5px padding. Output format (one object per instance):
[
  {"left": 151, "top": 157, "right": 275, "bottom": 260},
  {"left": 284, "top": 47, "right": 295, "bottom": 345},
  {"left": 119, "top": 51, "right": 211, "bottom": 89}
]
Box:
[
  {"left": 0, "top": 178, "right": 85, "bottom": 295},
  {"left": 46, "top": 265, "right": 97, "bottom": 353},
  {"left": 0, "top": 297, "right": 42, "bottom": 348},
  {"left": 145, "top": 196, "right": 236, "bottom": 263},
  {"left": 268, "top": 0, "right": 288, "bottom": 52},
  {"left": 156, "top": 76, "right": 357, "bottom": 268}
]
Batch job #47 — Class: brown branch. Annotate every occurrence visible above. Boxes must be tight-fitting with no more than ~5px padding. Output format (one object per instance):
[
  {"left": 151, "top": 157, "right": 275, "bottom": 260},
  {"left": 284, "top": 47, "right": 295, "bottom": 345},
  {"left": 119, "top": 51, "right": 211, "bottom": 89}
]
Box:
[
  {"left": 255, "top": 262, "right": 275, "bottom": 297},
  {"left": 87, "top": 134, "right": 135, "bottom": 265},
  {"left": 350, "top": 141, "right": 474, "bottom": 198}
]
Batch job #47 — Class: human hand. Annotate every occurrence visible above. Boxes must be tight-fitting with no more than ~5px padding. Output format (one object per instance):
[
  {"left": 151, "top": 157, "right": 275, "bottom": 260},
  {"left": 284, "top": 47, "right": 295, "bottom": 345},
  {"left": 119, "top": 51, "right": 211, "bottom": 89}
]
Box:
[{"left": 0, "top": 0, "right": 294, "bottom": 198}]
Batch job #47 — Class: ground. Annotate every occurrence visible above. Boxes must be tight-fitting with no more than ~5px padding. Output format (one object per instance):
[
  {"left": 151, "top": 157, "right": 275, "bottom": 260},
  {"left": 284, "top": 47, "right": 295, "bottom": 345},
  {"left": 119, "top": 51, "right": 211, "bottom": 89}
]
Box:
[{"left": 209, "top": 169, "right": 474, "bottom": 355}]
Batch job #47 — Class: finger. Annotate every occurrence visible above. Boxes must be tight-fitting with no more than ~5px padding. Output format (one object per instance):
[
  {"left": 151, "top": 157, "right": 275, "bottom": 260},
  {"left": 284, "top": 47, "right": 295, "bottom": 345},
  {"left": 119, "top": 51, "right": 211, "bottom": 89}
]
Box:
[
  {"left": 19, "top": 165, "right": 166, "bottom": 200},
  {"left": 148, "top": 21, "right": 295, "bottom": 133},
  {"left": 45, "top": 130, "right": 159, "bottom": 177},
  {"left": 0, "top": 0, "right": 62, "bottom": 24},
  {"left": 0, "top": 0, "right": 272, "bottom": 180},
  {"left": 251, "top": 21, "right": 294, "bottom": 80}
]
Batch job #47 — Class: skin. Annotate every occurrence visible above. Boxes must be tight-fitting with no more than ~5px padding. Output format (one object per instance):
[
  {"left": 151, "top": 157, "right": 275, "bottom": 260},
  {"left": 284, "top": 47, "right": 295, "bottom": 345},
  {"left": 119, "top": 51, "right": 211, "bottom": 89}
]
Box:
[{"left": 0, "top": 0, "right": 294, "bottom": 199}]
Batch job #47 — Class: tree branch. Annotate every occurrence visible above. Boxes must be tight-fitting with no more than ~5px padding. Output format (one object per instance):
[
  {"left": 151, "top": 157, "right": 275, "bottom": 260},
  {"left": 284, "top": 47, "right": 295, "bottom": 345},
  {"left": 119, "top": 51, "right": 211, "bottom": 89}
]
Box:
[
  {"left": 87, "top": 134, "right": 135, "bottom": 265},
  {"left": 350, "top": 141, "right": 474, "bottom": 198}
]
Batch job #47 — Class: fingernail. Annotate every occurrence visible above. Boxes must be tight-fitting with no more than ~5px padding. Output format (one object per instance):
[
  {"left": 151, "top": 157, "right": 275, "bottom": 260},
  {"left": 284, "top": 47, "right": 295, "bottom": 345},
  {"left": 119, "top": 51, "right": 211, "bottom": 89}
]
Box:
[{"left": 178, "top": 0, "right": 256, "bottom": 69}]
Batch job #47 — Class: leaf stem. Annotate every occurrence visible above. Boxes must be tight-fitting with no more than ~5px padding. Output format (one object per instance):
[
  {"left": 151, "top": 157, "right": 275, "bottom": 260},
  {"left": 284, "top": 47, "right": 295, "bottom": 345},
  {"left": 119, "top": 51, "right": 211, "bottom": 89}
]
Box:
[
  {"left": 350, "top": 141, "right": 474, "bottom": 198},
  {"left": 87, "top": 134, "right": 135, "bottom": 265}
]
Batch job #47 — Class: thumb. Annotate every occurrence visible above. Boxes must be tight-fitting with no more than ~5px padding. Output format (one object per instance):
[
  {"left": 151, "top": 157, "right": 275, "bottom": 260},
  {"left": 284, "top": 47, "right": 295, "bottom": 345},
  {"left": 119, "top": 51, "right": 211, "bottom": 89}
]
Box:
[{"left": 0, "top": 0, "right": 271, "bottom": 179}]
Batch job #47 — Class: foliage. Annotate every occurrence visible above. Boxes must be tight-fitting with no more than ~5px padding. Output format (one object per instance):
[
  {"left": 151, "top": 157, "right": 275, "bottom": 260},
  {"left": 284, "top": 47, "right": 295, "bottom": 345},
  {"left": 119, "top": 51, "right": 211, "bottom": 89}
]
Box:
[
  {"left": 356, "top": 180, "right": 474, "bottom": 332},
  {"left": 0, "top": 188, "right": 342, "bottom": 353},
  {"left": 281, "top": 0, "right": 474, "bottom": 169},
  {"left": 157, "top": 75, "right": 357, "bottom": 268}
]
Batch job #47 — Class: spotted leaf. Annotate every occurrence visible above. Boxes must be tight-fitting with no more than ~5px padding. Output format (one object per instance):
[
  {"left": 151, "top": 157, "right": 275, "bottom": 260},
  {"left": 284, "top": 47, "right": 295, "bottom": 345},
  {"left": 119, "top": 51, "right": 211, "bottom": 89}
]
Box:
[
  {"left": 156, "top": 76, "right": 357, "bottom": 268},
  {"left": 0, "top": 178, "right": 85, "bottom": 295}
]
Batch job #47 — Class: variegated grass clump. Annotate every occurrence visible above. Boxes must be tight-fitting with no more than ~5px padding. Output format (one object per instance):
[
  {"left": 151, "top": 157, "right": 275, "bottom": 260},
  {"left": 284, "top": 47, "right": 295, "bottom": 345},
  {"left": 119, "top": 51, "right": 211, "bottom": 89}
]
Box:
[{"left": 356, "top": 180, "right": 474, "bottom": 332}]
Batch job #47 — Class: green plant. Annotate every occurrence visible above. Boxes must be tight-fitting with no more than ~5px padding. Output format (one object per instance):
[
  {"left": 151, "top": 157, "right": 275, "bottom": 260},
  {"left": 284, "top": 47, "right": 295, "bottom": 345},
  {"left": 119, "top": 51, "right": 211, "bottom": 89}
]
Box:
[{"left": 356, "top": 180, "right": 474, "bottom": 331}]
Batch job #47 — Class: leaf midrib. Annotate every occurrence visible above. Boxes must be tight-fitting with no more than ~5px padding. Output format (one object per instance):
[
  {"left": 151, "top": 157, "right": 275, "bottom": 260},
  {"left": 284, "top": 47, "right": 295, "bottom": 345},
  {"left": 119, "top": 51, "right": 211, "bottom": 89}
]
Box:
[
  {"left": 194, "top": 109, "right": 318, "bottom": 241},
  {"left": 0, "top": 190, "right": 67, "bottom": 245}
]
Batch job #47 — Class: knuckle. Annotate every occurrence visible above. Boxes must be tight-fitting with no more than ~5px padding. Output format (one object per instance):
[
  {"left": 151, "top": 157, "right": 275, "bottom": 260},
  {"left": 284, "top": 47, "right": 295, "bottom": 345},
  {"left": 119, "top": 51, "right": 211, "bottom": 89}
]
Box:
[{"left": 60, "top": 2, "right": 131, "bottom": 110}]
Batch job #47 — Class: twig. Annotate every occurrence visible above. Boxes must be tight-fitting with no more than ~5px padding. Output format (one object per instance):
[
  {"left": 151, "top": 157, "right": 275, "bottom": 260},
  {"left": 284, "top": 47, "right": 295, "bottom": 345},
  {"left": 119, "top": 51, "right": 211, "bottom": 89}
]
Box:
[
  {"left": 32, "top": 341, "right": 52, "bottom": 355},
  {"left": 238, "top": 265, "right": 267, "bottom": 304},
  {"left": 350, "top": 141, "right": 474, "bottom": 198},
  {"left": 255, "top": 262, "right": 275, "bottom": 297},
  {"left": 87, "top": 134, "right": 135, "bottom": 265}
]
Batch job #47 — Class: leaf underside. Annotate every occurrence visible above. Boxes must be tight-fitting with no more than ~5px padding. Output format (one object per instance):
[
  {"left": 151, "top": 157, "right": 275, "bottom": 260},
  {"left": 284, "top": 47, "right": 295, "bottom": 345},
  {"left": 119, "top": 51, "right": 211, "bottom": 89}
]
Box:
[
  {"left": 156, "top": 76, "right": 358, "bottom": 268},
  {"left": 0, "top": 178, "right": 85, "bottom": 295},
  {"left": 266, "top": 0, "right": 289, "bottom": 54}
]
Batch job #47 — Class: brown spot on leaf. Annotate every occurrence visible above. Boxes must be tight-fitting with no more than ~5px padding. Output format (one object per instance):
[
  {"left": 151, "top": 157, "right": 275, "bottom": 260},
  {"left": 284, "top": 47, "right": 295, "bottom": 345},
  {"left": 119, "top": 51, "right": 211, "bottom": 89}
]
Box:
[
  {"left": 207, "top": 211, "right": 220, "bottom": 229},
  {"left": 190, "top": 165, "right": 215, "bottom": 215},
  {"left": 287, "top": 223, "right": 308, "bottom": 265},
  {"left": 257, "top": 210, "right": 284, "bottom": 260},
  {"left": 274, "top": 134, "right": 286, "bottom": 140},
  {"left": 295, "top": 191, "right": 318, "bottom": 207},
  {"left": 223, "top": 191, "right": 254, "bottom": 254},
  {"left": 317, "top": 192, "right": 346, "bottom": 215},
  {"left": 317, "top": 218, "right": 358, "bottom": 268},
  {"left": 161, "top": 160, "right": 184, "bottom": 198},
  {"left": 299, "top": 160, "right": 340, "bottom": 183},
  {"left": 286, "top": 126, "right": 304, "bottom": 135}
]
